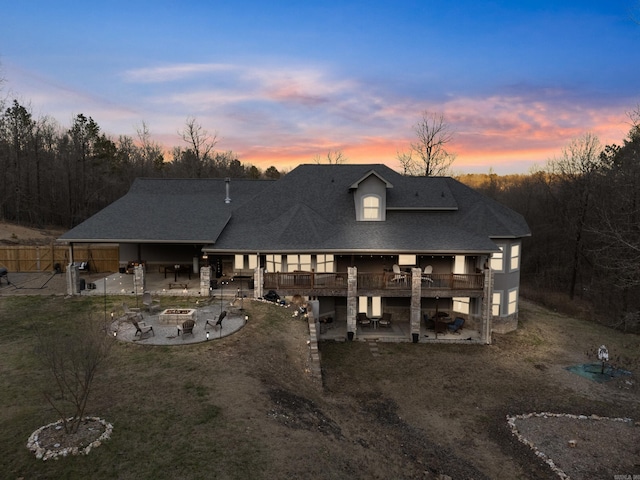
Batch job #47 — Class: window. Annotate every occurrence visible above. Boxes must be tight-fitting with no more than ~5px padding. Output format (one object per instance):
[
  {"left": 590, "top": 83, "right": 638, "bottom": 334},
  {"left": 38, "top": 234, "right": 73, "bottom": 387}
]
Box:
[
  {"left": 508, "top": 288, "right": 518, "bottom": 315},
  {"left": 398, "top": 254, "right": 416, "bottom": 266},
  {"left": 286, "top": 254, "right": 311, "bottom": 272},
  {"left": 453, "top": 297, "right": 469, "bottom": 314},
  {"left": 362, "top": 195, "right": 381, "bottom": 220},
  {"left": 492, "top": 292, "right": 501, "bottom": 316},
  {"left": 358, "top": 296, "right": 382, "bottom": 317},
  {"left": 266, "top": 254, "right": 282, "bottom": 272},
  {"left": 234, "top": 254, "right": 258, "bottom": 271},
  {"left": 315, "top": 254, "right": 335, "bottom": 273},
  {"left": 490, "top": 246, "right": 504, "bottom": 272},
  {"left": 510, "top": 243, "right": 520, "bottom": 271}
]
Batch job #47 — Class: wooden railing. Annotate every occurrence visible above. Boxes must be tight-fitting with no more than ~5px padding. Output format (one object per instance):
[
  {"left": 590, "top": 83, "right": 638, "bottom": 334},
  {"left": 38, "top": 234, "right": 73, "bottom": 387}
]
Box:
[
  {"left": 264, "top": 272, "right": 348, "bottom": 290},
  {"left": 264, "top": 271, "right": 483, "bottom": 291}
]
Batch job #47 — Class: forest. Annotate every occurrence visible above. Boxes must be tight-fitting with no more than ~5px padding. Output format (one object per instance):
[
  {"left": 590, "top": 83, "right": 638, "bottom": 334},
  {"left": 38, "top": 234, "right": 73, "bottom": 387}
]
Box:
[{"left": 1, "top": 98, "right": 639, "bottom": 332}]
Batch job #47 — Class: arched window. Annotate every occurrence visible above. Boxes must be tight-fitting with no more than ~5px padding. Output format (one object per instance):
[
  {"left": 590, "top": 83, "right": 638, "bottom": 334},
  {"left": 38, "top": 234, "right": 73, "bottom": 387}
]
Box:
[{"left": 362, "top": 195, "right": 381, "bottom": 220}]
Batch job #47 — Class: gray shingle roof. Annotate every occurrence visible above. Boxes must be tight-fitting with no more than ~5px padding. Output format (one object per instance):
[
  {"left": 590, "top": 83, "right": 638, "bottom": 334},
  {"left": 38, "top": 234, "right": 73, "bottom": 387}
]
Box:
[
  {"left": 59, "top": 165, "right": 530, "bottom": 254},
  {"left": 210, "top": 164, "right": 530, "bottom": 254},
  {"left": 58, "top": 178, "right": 271, "bottom": 243}
]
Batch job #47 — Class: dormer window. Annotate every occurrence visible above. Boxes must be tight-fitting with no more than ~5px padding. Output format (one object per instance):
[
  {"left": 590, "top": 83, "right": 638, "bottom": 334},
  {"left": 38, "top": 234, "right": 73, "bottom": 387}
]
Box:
[{"left": 362, "top": 194, "right": 381, "bottom": 220}]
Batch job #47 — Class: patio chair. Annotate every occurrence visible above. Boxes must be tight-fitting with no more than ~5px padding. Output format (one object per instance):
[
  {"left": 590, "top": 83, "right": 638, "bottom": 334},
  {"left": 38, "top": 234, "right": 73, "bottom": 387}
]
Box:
[
  {"left": 133, "top": 320, "right": 154, "bottom": 337},
  {"left": 357, "top": 312, "right": 372, "bottom": 327},
  {"left": 422, "top": 265, "right": 434, "bottom": 285},
  {"left": 390, "top": 264, "right": 407, "bottom": 284},
  {"left": 142, "top": 292, "right": 161, "bottom": 313},
  {"left": 177, "top": 319, "right": 196, "bottom": 337},
  {"left": 206, "top": 310, "right": 227, "bottom": 330},
  {"left": 122, "top": 303, "right": 143, "bottom": 321},
  {"left": 447, "top": 317, "right": 465, "bottom": 334},
  {"left": 379, "top": 312, "right": 392, "bottom": 327}
]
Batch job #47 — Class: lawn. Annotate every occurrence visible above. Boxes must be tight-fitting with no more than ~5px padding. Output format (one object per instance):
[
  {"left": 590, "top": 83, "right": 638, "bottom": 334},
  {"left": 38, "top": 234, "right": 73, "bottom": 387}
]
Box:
[{"left": 0, "top": 295, "right": 638, "bottom": 479}]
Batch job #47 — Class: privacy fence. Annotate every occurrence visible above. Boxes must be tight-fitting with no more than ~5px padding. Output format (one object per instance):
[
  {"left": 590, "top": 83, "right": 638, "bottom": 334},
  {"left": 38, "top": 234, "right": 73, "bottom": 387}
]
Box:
[{"left": 0, "top": 244, "right": 119, "bottom": 273}]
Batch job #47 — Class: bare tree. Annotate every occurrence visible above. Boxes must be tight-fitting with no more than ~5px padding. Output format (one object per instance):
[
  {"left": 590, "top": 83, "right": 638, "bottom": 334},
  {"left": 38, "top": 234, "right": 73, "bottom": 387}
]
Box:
[
  {"left": 398, "top": 111, "right": 456, "bottom": 176},
  {"left": 180, "top": 116, "right": 217, "bottom": 163},
  {"left": 313, "top": 149, "right": 348, "bottom": 164},
  {"left": 35, "top": 314, "right": 114, "bottom": 434},
  {"left": 545, "top": 132, "right": 603, "bottom": 299}
]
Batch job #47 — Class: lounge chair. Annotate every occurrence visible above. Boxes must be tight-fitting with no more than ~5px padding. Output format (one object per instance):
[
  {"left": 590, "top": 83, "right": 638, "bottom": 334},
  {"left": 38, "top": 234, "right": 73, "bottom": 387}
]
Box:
[
  {"left": 357, "top": 312, "right": 372, "bottom": 327},
  {"left": 390, "top": 264, "right": 407, "bottom": 284},
  {"left": 177, "top": 319, "right": 196, "bottom": 337},
  {"left": 422, "top": 265, "right": 434, "bottom": 285},
  {"left": 447, "top": 317, "right": 465, "bottom": 334},
  {"left": 379, "top": 312, "right": 392, "bottom": 327},
  {"left": 142, "top": 292, "right": 161, "bottom": 313},
  {"left": 133, "top": 320, "right": 154, "bottom": 337},
  {"left": 122, "top": 303, "right": 143, "bottom": 321}
]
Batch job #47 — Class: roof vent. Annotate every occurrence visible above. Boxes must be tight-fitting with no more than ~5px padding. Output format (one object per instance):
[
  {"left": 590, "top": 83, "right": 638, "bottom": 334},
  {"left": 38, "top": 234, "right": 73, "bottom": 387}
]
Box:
[{"left": 225, "top": 178, "right": 231, "bottom": 204}]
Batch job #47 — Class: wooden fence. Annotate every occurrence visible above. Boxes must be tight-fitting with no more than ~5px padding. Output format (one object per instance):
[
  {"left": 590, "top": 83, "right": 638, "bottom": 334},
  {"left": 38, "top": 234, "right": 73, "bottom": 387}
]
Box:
[{"left": 0, "top": 244, "right": 119, "bottom": 273}]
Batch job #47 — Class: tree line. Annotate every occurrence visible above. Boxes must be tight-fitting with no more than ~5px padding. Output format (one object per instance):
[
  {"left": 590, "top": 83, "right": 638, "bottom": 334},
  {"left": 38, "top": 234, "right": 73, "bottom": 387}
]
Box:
[
  {"left": 459, "top": 109, "right": 640, "bottom": 331},
  {"left": 0, "top": 101, "right": 282, "bottom": 227}
]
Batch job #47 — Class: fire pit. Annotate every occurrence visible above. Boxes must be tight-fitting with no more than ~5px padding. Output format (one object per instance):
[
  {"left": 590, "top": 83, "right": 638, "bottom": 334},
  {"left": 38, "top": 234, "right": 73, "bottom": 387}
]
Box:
[{"left": 158, "top": 308, "right": 196, "bottom": 325}]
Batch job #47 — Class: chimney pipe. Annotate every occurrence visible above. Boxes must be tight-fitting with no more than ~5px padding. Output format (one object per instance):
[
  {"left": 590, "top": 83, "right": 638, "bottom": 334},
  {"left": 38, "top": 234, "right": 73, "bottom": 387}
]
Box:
[{"left": 224, "top": 177, "right": 231, "bottom": 204}]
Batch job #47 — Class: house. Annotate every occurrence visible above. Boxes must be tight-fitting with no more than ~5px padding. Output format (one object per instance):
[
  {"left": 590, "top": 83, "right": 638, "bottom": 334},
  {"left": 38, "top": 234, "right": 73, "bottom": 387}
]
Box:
[{"left": 59, "top": 164, "right": 530, "bottom": 343}]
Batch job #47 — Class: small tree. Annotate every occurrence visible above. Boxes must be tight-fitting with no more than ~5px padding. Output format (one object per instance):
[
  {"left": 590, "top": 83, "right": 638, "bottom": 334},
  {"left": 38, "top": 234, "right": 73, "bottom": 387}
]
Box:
[
  {"left": 397, "top": 111, "right": 456, "bottom": 176},
  {"left": 35, "top": 314, "right": 114, "bottom": 434}
]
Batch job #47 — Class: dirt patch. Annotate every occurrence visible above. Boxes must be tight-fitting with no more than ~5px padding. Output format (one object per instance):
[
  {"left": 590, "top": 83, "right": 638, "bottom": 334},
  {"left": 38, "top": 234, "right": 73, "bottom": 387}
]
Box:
[{"left": 0, "top": 221, "right": 65, "bottom": 245}]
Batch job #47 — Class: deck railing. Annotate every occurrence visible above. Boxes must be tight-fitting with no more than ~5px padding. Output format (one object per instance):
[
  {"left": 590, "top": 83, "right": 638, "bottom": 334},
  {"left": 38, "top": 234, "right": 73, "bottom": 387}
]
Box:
[{"left": 263, "top": 271, "right": 483, "bottom": 291}]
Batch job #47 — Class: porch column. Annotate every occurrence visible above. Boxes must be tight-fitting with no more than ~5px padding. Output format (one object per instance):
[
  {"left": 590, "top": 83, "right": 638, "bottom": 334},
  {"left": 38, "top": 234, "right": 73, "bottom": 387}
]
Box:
[
  {"left": 480, "top": 267, "right": 493, "bottom": 344},
  {"left": 133, "top": 264, "right": 145, "bottom": 295},
  {"left": 253, "top": 267, "right": 263, "bottom": 299},
  {"left": 346, "top": 266, "right": 357, "bottom": 340},
  {"left": 66, "top": 263, "right": 79, "bottom": 296},
  {"left": 200, "top": 266, "right": 211, "bottom": 296},
  {"left": 410, "top": 267, "right": 422, "bottom": 341}
]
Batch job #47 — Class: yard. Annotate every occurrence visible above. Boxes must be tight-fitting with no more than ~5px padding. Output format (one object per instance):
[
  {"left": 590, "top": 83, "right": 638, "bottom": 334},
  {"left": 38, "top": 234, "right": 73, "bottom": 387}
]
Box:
[{"left": 0, "top": 293, "right": 638, "bottom": 479}]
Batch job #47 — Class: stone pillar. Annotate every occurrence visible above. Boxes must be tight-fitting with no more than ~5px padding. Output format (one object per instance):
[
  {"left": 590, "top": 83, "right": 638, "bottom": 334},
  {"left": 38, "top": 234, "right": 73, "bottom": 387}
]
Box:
[
  {"left": 200, "top": 266, "right": 211, "bottom": 296},
  {"left": 66, "top": 263, "right": 79, "bottom": 296},
  {"left": 133, "top": 264, "right": 145, "bottom": 294},
  {"left": 481, "top": 268, "right": 493, "bottom": 344},
  {"left": 254, "top": 267, "right": 263, "bottom": 299},
  {"left": 410, "top": 267, "right": 422, "bottom": 341},
  {"left": 346, "top": 266, "right": 357, "bottom": 340}
]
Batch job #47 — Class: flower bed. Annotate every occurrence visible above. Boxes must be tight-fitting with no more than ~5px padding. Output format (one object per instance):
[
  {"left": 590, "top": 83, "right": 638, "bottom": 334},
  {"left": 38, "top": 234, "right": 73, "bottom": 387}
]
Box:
[{"left": 27, "top": 416, "right": 113, "bottom": 461}]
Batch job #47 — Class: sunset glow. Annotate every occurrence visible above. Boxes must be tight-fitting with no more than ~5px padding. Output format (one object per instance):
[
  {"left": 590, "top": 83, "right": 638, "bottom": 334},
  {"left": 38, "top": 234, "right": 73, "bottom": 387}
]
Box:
[{"left": 2, "top": 1, "right": 638, "bottom": 175}]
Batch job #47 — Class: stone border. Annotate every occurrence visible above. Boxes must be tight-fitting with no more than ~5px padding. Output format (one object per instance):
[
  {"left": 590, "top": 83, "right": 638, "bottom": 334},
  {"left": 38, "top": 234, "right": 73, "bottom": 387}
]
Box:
[
  {"left": 506, "top": 412, "right": 633, "bottom": 479},
  {"left": 27, "top": 416, "right": 113, "bottom": 461}
]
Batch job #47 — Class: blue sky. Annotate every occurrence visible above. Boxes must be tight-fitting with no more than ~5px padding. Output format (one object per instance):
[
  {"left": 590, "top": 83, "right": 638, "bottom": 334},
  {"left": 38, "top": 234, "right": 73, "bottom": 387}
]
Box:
[{"left": 1, "top": 0, "right": 639, "bottom": 174}]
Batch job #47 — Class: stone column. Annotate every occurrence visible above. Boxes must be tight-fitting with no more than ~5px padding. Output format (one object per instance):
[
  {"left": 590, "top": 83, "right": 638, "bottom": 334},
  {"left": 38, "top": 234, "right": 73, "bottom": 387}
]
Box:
[
  {"left": 66, "top": 263, "right": 79, "bottom": 296},
  {"left": 200, "top": 266, "right": 211, "bottom": 296},
  {"left": 481, "top": 268, "right": 493, "bottom": 344},
  {"left": 410, "top": 267, "right": 422, "bottom": 342},
  {"left": 253, "top": 267, "right": 263, "bottom": 299},
  {"left": 346, "top": 266, "right": 357, "bottom": 340},
  {"left": 133, "top": 264, "right": 145, "bottom": 294}
]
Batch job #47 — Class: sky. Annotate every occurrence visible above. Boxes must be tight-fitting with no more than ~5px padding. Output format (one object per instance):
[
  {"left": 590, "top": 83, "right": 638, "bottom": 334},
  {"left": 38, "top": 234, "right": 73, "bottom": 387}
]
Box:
[{"left": 1, "top": 0, "right": 639, "bottom": 175}]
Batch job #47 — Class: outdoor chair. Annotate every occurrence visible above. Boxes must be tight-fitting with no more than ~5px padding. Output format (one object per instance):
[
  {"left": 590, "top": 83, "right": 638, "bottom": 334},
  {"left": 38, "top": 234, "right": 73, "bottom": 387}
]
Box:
[
  {"left": 142, "top": 292, "right": 161, "bottom": 313},
  {"left": 422, "top": 265, "right": 434, "bottom": 285},
  {"left": 206, "top": 310, "right": 227, "bottom": 331},
  {"left": 390, "top": 264, "right": 407, "bottom": 284},
  {"left": 133, "top": 320, "right": 154, "bottom": 337},
  {"left": 122, "top": 303, "right": 143, "bottom": 321},
  {"left": 379, "top": 312, "right": 392, "bottom": 327},
  {"left": 177, "top": 319, "right": 196, "bottom": 337},
  {"left": 357, "top": 312, "right": 372, "bottom": 327},
  {"left": 448, "top": 317, "right": 465, "bottom": 334}
]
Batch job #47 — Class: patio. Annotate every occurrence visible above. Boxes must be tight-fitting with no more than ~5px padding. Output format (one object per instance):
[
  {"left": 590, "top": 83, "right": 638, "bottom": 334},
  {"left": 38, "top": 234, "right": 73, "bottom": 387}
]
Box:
[{"left": 111, "top": 303, "right": 247, "bottom": 345}]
